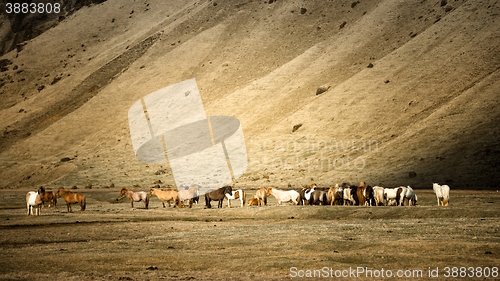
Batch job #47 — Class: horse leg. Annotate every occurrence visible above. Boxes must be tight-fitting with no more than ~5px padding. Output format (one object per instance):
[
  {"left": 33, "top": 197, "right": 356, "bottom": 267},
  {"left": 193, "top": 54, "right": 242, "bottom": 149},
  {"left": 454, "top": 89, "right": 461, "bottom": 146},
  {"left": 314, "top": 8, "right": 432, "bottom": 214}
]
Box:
[{"left": 205, "top": 196, "right": 211, "bottom": 208}]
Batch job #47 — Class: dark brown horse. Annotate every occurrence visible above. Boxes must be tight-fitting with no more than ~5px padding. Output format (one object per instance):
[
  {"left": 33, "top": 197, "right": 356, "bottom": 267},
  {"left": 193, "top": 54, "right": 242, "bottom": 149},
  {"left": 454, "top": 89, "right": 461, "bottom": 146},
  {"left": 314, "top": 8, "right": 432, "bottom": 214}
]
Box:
[
  {"left": 205, "top": 186, "right": 232, "bottom": 208},
  {"left": 57, "top": 187, "right": 86, "bottom": 212}
]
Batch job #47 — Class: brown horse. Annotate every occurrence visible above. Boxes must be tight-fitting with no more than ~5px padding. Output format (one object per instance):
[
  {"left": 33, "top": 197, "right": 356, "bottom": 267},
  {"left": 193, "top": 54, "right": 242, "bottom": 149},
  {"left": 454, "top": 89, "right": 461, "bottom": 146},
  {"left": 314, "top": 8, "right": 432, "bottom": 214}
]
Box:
[
  {"left": 57, "top": 187, "right": 86, "bottom": 212},
  {"left": 205, "top": 186, "right": 232, "bottom": 208},
  {"left": 42, "top": 190, "right": 57, "bottom": 208},
  {"left": 328, "top": 184, "right": 344, "bottom": 206},
  {"left": 149, "top": 188, "right": 179, "bottom": 208},
  {"left": 247, "top": 197, "right": 260, "bottom": 206},
  {"left": 120, "top": 188, "right": 150, "bottom": 209}
]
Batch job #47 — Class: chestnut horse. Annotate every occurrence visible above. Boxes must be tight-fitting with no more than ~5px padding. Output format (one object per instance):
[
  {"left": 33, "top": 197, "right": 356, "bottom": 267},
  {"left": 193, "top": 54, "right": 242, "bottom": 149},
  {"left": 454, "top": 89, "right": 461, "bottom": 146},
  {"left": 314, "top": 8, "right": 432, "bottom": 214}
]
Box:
[
  {"left": 149, "top": 188, "right": 179, "bottom": 208},
  {"left": 120, "top": 188, "right": 149, "bottom": 209},
  {"left": 247, "top": 197, "right": 260, "bottom": 206},
  {"left": 254, "top": 187, "right": 268, "bottom": 206},
  {"left": 57, "top": 187, "right": 86, "bottom": 212},
  {"left": 205, "top": 186, "right": 232, "bottom": 208},
  {"left": 42, "top": 190, "right": 57, "bottom": 208}
]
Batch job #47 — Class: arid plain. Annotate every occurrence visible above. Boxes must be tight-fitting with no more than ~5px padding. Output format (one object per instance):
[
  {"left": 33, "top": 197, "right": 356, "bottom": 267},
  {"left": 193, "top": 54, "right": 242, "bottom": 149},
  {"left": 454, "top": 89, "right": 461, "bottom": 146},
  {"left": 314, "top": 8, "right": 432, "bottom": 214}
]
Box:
[{"left": 0, "top": 0, "right": 499, "bottom": 279}]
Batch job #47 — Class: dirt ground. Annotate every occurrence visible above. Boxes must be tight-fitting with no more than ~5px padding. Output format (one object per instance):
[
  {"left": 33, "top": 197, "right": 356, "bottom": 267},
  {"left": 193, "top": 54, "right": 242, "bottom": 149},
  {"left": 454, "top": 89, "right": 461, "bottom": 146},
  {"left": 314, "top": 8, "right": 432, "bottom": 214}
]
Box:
[{"left": 0, "top": 188, "right": 498, "bottom": 280}]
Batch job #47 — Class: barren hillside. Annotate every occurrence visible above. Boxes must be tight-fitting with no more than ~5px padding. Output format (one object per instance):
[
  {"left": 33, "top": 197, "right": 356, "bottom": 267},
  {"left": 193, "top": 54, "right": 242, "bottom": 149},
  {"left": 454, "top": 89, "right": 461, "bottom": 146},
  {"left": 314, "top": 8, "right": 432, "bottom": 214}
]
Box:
[{"left": 0, "top": 0, "right": 499, "bottom": 190}]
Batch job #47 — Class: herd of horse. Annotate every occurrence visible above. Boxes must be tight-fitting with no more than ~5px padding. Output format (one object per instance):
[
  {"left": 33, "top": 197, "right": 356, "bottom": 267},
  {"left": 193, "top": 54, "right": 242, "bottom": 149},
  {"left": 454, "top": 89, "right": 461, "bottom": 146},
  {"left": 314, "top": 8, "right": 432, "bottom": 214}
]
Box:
[
  {"left": 25, "top": 186, "right": 86, "bottom": 216},
  {"left": 25, "top": 182, "right": 451, "bottom": 215},
  {"left": 123, "top": 182, "right": 451, "bottom": 209}
]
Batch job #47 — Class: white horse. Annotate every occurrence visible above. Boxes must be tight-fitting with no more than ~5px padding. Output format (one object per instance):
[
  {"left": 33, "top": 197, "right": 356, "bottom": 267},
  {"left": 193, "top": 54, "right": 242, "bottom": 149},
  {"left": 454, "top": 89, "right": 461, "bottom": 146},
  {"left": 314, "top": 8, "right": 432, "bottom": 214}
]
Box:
[
  {"left": 225, "top": 189, "right": 246, "bottom": 208},
  {"left": 433, "top": 183, "right": 450, "bottom": 206},
  {"left": 372, "top": 186, "right": 385, "bottom": 206},
  {"left": 26, "top": 191, "right": 43, "bottom": 216},
  {"left": 343, "top": 187, "right": 355, "bottom": 205},
  {"left": 383, "top": 187, "right": 403, "bottom": 206},
  {"left": 267, "top": 187, "right": 300, "bottom": 205},
  {"left": 400, "top": 186, "right": 417, "bottom": 206}
]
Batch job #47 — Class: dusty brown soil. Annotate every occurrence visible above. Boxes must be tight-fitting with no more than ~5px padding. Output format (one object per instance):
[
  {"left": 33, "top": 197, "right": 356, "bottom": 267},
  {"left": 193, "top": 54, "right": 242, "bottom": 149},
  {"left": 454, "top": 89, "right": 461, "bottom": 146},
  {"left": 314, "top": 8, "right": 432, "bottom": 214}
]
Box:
[{"left": 0, "top": 188, "right": 498, "bottom": 280}]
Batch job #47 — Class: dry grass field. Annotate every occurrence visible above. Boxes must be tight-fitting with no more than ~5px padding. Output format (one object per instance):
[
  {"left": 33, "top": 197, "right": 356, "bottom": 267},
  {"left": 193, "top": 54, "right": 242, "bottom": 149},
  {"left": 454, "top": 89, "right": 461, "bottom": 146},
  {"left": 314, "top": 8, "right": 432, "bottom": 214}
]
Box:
[{"left": 0, "top": 188, "right": 498, "bottom": 280}]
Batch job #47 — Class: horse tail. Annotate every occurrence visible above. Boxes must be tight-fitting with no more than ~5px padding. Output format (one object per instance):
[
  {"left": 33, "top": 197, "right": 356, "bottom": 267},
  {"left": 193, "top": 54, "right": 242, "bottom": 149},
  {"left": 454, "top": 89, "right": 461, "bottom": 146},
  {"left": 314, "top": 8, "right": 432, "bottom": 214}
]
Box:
[
  {"left": 145, "top": 194, "right": 150, "bottom": 209},
  {"left": 174, "top": 194, "right": 179, "bottom": 208},
  {"left": 81, "top": 195, "right": 86, "bottom": 211}
]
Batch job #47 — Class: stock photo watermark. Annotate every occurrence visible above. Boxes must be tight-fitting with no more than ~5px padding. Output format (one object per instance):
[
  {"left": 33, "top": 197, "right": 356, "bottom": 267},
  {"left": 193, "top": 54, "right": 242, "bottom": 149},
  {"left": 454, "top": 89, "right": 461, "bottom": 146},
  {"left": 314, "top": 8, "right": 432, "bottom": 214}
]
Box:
[
  {"left": 128, "top": 79, "right": 248, "bottom": 195},
  {"left": 248, "top": 136, "right": 379, "bottom": 173},
  {"left": 290, "top": 266, "right": 499, "bottom": 279}
]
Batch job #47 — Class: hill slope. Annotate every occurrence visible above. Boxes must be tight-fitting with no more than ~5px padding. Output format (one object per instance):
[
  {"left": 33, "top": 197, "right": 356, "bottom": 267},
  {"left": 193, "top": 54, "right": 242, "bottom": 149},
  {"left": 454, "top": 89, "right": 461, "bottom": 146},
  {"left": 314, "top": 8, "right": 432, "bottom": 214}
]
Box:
[{"left": 0, "top": 0, "right": 499, "bottom": 189}]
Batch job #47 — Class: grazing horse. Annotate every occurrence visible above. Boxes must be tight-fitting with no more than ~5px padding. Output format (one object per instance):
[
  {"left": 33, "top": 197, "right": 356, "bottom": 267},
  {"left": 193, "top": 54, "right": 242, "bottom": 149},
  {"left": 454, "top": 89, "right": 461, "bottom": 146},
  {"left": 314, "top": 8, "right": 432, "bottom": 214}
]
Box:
[
  {"left": 120, "top": 188, "right": 149, "bottom": 209},
  {"left": 42, "top": 190, "right": 57, "bottom": 208},
  {"left": 58, "top": 187, "right": 86, "bottom": 212},
  {"left": 149, "top": 188, "right": 179, "bottom": 208},
  {"left": 254, "top": 187, "right": 268, "bottom": 206},
  {"left": 247, "top": 197, "right": 260, "bottom": 206},
  {"left": 205, "top": 186, "right": 232, "bottom": 208},
  {"left": 383, "top": 187, "right": 403, "bottom": 206},
  {"left": 26, "top": 188, "right": 44, "bottom": 216},
  {"left": 310, "top": 189, "right": 328, "bottom": 205},
  {"left": 225, "top": 189, "right": 246, "bottom": 208},
  {"left": 372, "top": 186, "right": 385, "bottom": 206},
  {"left": 400, "top": 186, "right": 417, "bottom": 206},
  {"left": 266, "top": 187, "right": 300, "bottom": 205},
  {"left": 433, "top": 183, "right": 450, "bottom": 206},
  {"left": 178, "top": 185, "right": 199, "bottom": 208}
]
